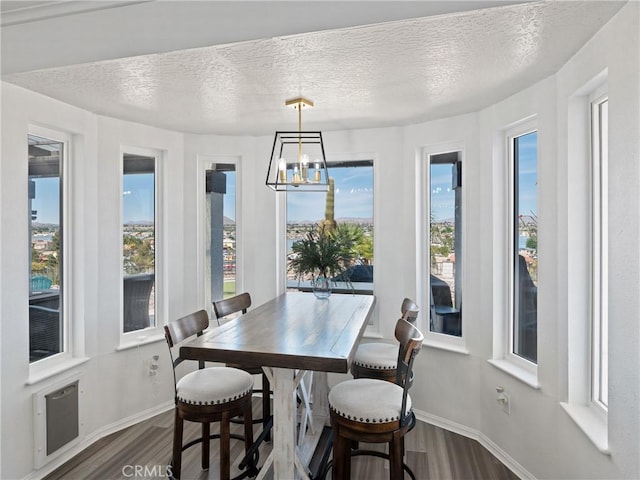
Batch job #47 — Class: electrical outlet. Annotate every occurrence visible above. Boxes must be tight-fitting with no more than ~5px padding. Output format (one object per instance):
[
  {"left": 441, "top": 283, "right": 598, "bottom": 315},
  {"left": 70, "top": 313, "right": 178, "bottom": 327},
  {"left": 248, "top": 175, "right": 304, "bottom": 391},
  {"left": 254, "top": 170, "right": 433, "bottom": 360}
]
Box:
[
  {"left": 148, "top": 354, "right": 160, "bottom": 376},
  {"left": 500, "top": 392, "right": 511, "bottom": 414},
  {"left": 496, "top": 386, "right": 511, "bottom": 414}
]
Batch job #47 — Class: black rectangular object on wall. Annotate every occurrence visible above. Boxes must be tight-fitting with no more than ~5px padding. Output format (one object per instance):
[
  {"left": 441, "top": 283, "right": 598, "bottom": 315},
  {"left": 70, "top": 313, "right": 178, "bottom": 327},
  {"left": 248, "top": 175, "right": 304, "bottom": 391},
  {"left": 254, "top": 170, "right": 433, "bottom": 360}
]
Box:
[
  {"left": 45, "top": 381, "right": 79, "bottom": 455},
  {"left": 206, "top": 170, "right": 227, "bottom": 194}
]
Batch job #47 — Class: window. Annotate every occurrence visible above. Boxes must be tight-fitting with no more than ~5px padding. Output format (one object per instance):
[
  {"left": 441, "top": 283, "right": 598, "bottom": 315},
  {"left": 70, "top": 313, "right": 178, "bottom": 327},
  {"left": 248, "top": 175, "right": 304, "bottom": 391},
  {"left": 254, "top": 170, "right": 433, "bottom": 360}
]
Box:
[
  {"left": 429, "top": 152, "right": 462, "bottom": 337},
  {"left": 122, "top": 153, "right": 156, "bottom": 333},
  {"left": 509, "top": 128, "right": 538, "bottom": 364},
  {"left": 28, "top": 133, "right": 65, "bottom": 362},
  {"left": 286, "top": 160, "right": 373, "bottom": 292},
  {"left": 591, "top": 94, "right": 608, "bottom": 410},
  {"left": 560, "top": 78, "right": 608, "bottom": 452},
  {"left": 207, "top": 163, "right": 237, "bottom": 301}
]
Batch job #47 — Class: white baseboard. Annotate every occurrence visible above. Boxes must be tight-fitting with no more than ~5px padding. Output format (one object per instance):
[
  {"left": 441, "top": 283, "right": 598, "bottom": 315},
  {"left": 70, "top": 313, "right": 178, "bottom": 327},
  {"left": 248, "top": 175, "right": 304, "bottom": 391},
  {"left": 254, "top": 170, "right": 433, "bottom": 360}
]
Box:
[
  {"left": 25, "top": 403, "right": 534, "bottom": 480},
  {"left": 24, "top": 400, "right": 174, "bottom": 480},
  {"left": 414, "top": 409, "right": 536, "bottom": 480}
]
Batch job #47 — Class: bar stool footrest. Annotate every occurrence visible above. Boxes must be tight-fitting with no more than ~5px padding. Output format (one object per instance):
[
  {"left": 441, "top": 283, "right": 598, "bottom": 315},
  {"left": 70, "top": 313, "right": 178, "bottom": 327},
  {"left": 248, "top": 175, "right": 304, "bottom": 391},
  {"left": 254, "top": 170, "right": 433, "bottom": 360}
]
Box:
[
  {"left": 169, "top": 433, "right": 260, "bottom": 480},
  {"left": 351, "top": 449, "right": 416, "bottom": 480}
]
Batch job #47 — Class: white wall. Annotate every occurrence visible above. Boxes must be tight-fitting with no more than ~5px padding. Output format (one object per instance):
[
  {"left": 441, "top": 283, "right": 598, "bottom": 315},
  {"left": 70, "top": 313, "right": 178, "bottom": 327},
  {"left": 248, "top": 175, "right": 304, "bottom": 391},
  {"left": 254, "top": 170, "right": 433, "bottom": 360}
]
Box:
[
  {"left": 1, "top": 85, "right": 180, "bottom": 479},
  {"left": 1, "top": 2, "right": 638, "bottom": 479},
  {"left": 408, "top": 3, "right": 639, "bottom": 480}
]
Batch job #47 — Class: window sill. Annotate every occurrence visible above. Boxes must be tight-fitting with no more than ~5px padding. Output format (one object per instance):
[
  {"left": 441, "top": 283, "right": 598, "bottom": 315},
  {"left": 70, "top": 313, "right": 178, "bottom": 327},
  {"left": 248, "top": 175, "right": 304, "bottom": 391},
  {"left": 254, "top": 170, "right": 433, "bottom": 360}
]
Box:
[
  {"left": 560, "top": 402, "right": 610, "bottom": 454},
  {"left": 26, "top": 356, "right": 90, "bottom": 386},
  {"left": 116, "top": 332, "right": 165, "bottom": 351},
  {"left": 286, "top": 280, "right": 374, "bottom": 295},
  {"left": 488, "top": 359, "right": 540, "bottom": 389},
  {"left": 423, "top": 338, "right": 470, "bottom": 355}
]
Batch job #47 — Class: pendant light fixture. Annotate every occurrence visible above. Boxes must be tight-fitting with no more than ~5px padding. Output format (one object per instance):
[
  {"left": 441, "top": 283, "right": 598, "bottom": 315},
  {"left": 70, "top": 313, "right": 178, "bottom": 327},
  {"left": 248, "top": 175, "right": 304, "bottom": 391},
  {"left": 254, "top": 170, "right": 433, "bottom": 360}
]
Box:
[{"left": 266, "top": 97, "right": 330, "bottom": 191}]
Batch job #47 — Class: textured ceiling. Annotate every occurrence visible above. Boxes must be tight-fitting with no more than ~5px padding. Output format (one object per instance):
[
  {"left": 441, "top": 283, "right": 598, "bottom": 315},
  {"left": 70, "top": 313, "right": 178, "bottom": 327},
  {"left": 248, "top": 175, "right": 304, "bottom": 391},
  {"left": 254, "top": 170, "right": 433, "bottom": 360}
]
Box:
[{"left": 2, "top": 1, "right": 625, "bottom": 136}]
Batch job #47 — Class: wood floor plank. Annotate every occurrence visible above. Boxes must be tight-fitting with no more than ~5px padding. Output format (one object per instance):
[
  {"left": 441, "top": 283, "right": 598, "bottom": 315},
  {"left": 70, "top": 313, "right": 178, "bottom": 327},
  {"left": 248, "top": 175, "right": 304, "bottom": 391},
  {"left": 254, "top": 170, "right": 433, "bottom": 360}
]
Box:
[{"left": 44, "top": 399, "right": 519, "bottom": 480}]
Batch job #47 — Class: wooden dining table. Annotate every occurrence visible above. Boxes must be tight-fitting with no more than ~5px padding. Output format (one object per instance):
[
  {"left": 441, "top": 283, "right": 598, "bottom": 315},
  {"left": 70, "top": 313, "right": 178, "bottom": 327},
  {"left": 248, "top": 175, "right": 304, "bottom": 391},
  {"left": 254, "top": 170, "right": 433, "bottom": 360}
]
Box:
[{"left": 180, "top": 291, "right": 376, "bottom": 480}]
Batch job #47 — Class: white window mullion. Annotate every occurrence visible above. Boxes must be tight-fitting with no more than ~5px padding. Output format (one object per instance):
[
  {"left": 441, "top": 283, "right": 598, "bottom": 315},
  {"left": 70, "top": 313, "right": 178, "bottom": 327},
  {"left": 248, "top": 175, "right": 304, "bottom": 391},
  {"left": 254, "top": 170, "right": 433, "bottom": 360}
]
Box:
[{"left": 591, "top": 94, "right": 608, "bottom": 412}]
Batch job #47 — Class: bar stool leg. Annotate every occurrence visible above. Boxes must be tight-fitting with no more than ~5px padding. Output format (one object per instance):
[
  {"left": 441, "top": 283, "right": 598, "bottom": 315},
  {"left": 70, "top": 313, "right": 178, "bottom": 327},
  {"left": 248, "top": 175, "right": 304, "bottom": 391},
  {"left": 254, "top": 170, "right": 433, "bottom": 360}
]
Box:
[
  {"left": 201, "top": 422, "right": 210, "bottom": 470},
  {"left": 220, "top": 414, "right": 231, "bottom": 480},
  {"left": 172, "top": 410, "right": 183, "bottom": 479},
  {"left": 389, "top": 432, "right": 403, "bottom": 479}
]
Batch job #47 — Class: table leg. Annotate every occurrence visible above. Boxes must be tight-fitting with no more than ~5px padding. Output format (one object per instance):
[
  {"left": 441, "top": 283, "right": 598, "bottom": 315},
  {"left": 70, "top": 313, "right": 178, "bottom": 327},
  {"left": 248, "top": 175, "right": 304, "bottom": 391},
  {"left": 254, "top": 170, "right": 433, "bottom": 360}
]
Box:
[
  {"left": 259, "top": 367, "right": 326, "bottom": 480},
  {"left": 257, "top": 367, "right": 299, "bottom": 479},
  {"left": 273, "top": 367, "right": 298, "bottom": 479},
  {"left": 311, "top": 371, "right": 330, "bottom": 426}
]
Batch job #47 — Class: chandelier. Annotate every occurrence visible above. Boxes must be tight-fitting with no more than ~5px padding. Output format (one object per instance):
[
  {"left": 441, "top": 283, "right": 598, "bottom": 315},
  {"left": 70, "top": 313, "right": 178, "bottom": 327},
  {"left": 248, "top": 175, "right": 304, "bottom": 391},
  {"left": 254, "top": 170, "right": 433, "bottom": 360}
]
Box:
[{"left": 266, "top": 97, "right": 330, "bottom": 191}]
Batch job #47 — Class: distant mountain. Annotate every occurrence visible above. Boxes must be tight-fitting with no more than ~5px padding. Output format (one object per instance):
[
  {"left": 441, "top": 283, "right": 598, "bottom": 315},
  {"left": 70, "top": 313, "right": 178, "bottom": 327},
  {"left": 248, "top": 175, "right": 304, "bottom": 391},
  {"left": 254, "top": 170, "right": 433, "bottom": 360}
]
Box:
[
  {"left": 124, "top": 220, "right": 154, "bottom": 226},
  {"left": 223, "top": 216, "right": 235, "bottom": 225},
  {"left": 287, "top": 217, "right": 373, "bottom": 225},
  {"left": 31, "top": 222, "right": 59, "bottom": 228},
  {"left": 336, "top": 217, "right": 373, "bottom": 224},
  {"left": 432, "top": 218, "right": 455, "bottom": 223}
]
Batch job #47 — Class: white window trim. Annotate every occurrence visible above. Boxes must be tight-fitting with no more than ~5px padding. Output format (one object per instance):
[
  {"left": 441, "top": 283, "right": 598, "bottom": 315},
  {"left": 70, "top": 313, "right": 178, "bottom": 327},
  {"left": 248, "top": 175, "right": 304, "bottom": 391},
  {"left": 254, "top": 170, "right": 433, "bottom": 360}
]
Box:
[
  {"left": 491, "top": 118, "right": 539, "bottom": 384},
  {"left": 590, "top": 89, "right": 608, "bottom": 414},
  {"left": 563, "top": 70, "right": 609, "bottom": 454},
  {"left": 508, "top": 122, "right": 538, "bottom": 372},
  {"left": 196, "top": 154, "right": 243, "bottom": 319},
  {"left": 28, "top": 125, "right": 82, "bottom": 380},
  {"left": 416, "top": 142, "right": 467, "bottom": 351},
  {"left": 118, "top": 145, "right": 165, "bottom": 349}
]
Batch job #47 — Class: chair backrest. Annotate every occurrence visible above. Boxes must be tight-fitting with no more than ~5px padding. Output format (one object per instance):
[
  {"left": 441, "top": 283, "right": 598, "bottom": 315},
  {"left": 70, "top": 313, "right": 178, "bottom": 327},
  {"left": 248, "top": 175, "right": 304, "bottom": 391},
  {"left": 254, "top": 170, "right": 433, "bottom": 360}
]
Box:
[
  {"left": 212, "top": 292, "right": 251, "bottom": 325},
  {"left": 394, "top": 318, "right": 424, "bottom": 427},
  {"left": 400, "top": 297, "right": 419, "bottom": 323},
  {"left": 164, "top": 309, "right": 209, "bottom": 367},
  {"left": 123, "top": 273, "right": 155, "bottom": 332}
]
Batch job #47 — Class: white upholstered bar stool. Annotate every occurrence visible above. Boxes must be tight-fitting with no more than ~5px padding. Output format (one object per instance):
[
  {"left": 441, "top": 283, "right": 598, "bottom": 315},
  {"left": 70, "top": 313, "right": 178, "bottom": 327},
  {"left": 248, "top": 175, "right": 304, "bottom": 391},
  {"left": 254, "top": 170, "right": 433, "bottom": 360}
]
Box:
[
  {"left": 350, "top": 298, "right": 419, "bottom": 382},
  {"left": 329, "top": 318, "right": 424, "bottom": 480},
  {"left": 164, "top": 309, "right": 255, "bottom": 480}
]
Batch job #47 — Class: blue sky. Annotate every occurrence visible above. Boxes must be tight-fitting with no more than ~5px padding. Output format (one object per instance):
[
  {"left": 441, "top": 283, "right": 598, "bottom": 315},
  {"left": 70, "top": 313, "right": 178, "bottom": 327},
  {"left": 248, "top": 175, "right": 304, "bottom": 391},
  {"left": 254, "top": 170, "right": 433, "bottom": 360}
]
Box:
[
  {"left": 31, "top": 177, "right": 60, "bottom": 224},
  {"left": 32, "top": 172, "right": 158, "bottom": 224},
  {"left": 431, "top": 132, "right": 537, "bottom": 221},
  {"left": 223, "top": 171, "right": 236, "bottom": 220},
  {"left": 516, "top": 131, "right": 538, "bottom": 218},
  {"left": 430, "top": 164, "right": 456, "bottom": 221},
  {"left": 32, "top": 135, "right": 536, "bottom": 225},
  {"left": 123, "top": 173, "right": 155, "bottom": 223},
  {"left": 286, "top": 165, "right": 373, "bottom": 222}
]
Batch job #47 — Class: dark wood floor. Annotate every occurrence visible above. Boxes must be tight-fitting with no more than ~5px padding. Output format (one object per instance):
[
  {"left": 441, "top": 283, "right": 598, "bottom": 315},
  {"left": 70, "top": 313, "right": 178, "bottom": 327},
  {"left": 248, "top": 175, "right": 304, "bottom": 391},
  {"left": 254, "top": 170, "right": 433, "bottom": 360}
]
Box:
[{"left": 44, "top": 399, "right": 519, "bottom": 480}]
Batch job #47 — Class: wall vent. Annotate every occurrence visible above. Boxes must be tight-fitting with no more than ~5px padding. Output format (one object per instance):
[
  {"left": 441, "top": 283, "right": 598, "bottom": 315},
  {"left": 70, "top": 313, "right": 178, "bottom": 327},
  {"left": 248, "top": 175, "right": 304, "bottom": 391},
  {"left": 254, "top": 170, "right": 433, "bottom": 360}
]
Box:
[
  {"left": 33, "top": 374, "right": 83, "bottom": 468},
  {"left": 45, "top": 381, "right": 79, "bottom": 455}
]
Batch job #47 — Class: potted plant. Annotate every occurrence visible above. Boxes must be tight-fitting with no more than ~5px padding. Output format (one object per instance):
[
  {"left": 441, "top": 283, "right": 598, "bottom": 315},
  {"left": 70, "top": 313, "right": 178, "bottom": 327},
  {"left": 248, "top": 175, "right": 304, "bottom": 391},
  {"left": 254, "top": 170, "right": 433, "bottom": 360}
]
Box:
[{"left": 288, "top": 224, "right": 354, "bottom": 298}]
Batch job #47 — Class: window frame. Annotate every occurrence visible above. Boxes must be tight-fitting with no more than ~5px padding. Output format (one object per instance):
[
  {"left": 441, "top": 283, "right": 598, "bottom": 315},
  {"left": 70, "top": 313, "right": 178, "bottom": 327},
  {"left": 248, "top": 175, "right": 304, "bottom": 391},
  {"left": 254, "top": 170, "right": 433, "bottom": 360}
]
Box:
[
  {"left": 560, "top": 74, "right": 609, "bottom": 453},
  {"left": 119, "top": 145, "right": 165, "bottom": 345},
  {"left": 418, "top": 143, "right": 467, "bottom": 353},
  {"left": 505, "top": 120, "right": 539, "bottom": 374},
  {"left": 28, "top": 125, "right": 73, "bottom": 374},
  {"left": 590, "top": 90, "right": 609, "bottom": 413},
  {"left": 284, "top": 157, "right": 375, "bottom": 295}
]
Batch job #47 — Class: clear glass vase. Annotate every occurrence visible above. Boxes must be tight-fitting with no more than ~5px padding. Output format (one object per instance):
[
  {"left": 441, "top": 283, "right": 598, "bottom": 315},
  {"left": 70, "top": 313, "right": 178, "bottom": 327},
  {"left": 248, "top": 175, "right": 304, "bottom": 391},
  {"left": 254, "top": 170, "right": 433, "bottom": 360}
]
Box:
[{"left": 312, "top": 275, "right": 332, "bottom": 299}]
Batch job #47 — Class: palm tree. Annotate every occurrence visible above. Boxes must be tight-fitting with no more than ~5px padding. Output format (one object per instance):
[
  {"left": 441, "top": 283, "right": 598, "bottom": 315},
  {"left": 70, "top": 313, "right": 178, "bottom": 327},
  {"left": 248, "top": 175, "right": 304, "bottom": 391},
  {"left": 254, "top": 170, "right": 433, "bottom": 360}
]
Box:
[{"left": 288, "top": 224, "right": 354, "bottom": 281}]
